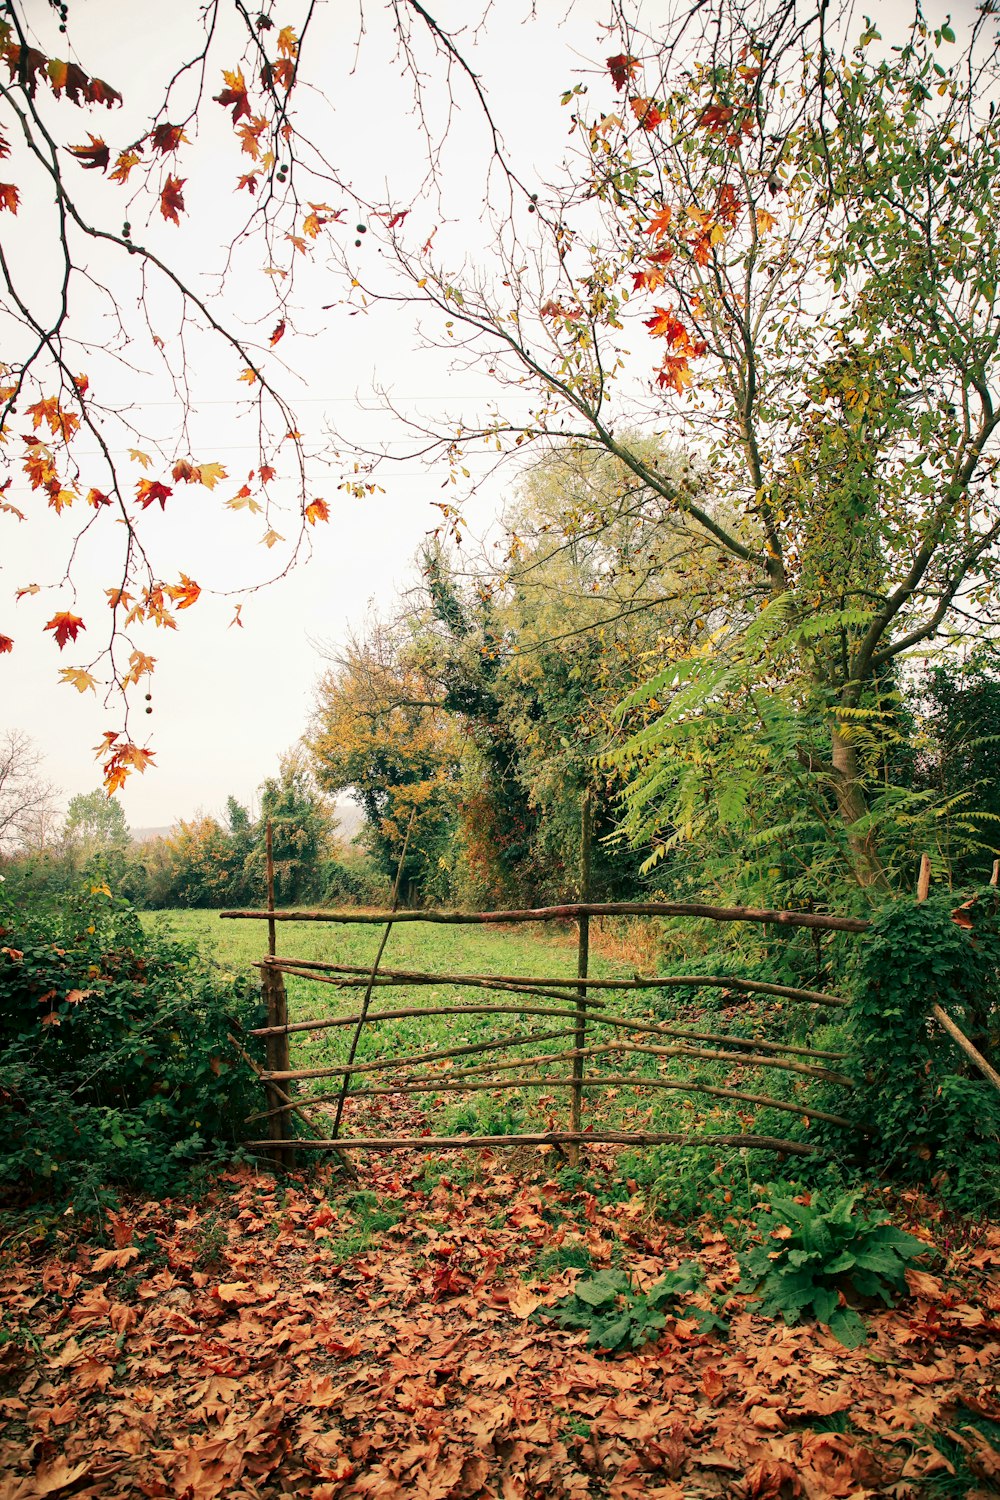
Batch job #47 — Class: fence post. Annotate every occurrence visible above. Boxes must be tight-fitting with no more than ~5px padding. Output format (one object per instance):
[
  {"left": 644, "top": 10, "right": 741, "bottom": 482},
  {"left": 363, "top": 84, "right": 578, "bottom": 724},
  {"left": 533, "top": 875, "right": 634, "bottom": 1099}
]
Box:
[
  {"left": 569, "top": 788, "right": 593, "bottom": 1165},
  {"left": 263, "top": 820, "right": 294, "bottom": 1168}
]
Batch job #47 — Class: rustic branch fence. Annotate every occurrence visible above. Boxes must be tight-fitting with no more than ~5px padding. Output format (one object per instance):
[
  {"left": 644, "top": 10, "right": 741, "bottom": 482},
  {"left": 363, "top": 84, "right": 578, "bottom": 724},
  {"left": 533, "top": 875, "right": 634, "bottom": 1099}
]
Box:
[
  {"left": 221, "top": 817, "right": 880, "bottom": 1168},
  {"left": 222, "top": 831, "right": 1000, "bottom": 1171}
]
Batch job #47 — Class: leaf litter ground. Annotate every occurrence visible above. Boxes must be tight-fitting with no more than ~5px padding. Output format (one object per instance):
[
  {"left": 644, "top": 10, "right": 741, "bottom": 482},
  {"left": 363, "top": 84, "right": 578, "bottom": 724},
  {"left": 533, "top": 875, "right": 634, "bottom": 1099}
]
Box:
[{"left": 1, "top": 1142, "right": 999, "bottom": 1500}]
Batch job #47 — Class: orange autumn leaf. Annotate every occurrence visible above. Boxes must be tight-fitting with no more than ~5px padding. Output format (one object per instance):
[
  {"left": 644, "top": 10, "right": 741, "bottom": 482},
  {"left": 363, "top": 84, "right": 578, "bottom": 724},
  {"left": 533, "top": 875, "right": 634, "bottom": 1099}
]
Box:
[
  {"left": 59, "top": 665, "right": 97, "bottom": 693},
  {"left": 45, "top": 612, "right": 85, "bottom": 649},
  {"left": 0, "top": 182, "right": 18, "bottom": 212},
  {"left": 656, "top": 354, "right": 694, "bottom": 393},
  {"left": 238, "top": 367, "right": 258, "bottom": 384},
  {"left": 110, "top": 149, "right": 140, "bottom": 183},
  {"left": 630, "top": 97, "right": 664, "bottom": 130},
  {"left": 0, "top": 635, "right": 12, "bottom": 653},
  {"left": 165, "top": 574, "right": 200, "bottom": 609},
  {"left": 699, "top": 104, "right": 734, "bottom": 132},
  {"left": 276, "top": 25, "right": 299, "bottom": 57},
  {"left": 644, "top": 205, "right": 672, "bottom": 238},
  {"left": 305, "top": 498, "right": 329, "bottom": 525},
  {"left": 270, "top": 319, "right": 286, "bottom": 345},
  {"left": 160, "top": 175, "right": 185, "bottom": 224}
]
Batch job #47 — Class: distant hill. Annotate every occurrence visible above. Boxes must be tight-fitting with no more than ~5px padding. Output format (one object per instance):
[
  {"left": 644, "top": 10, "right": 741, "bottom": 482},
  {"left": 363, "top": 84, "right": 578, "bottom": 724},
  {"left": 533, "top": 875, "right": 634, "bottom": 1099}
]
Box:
[{"left": 130, "top": 801, "right": 365, "bottom": 846}]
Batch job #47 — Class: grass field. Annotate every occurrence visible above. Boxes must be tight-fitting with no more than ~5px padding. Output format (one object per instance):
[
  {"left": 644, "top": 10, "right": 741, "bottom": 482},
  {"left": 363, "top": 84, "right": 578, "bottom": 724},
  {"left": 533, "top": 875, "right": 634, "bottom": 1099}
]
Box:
[{"left": 143, "top": 909, "right": 827, "bottom": 1147}]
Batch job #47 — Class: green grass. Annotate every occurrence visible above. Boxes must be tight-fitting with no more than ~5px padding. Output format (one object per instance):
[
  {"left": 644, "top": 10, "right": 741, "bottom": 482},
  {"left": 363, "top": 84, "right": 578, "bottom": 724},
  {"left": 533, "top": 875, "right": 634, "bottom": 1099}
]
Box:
[{"left": 141, "top": 909, "right": 824, "bottom": 1146}]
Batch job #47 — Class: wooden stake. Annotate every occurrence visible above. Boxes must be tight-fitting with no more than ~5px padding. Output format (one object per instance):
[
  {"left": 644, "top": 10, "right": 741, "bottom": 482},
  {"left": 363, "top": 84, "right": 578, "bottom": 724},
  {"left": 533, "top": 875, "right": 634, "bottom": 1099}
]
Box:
[
  {"left": 227, "top": 1034, "right": 356, "bottom": 1176},
  {"left": 991, "top": 859, "right": 999, "bottom": 888},
  {"left": 929, "top": 1003, "right": 1000, "bottom": 1096},
  {"left": 331, "top": 807, "right": 416, "bottom": 1139},
  {"left": 261, "top": 966, "right": 294, "bottom": 1170},
  {"left": 569, "top": 789, "right": 593, "bottom": 1165},
  {"left": 266, "top": 818, "right": 277, "bottom": 959},
  {"left": 917, "top": 852, "right": 932, "bottom": 902}
]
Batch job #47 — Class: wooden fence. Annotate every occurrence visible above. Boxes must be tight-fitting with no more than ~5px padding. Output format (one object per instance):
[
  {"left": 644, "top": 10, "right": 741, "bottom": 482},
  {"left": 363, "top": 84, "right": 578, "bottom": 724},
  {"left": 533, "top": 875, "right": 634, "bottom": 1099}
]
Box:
[{"left": 220, "top": 827, "right": 878, "bottom": 1168}]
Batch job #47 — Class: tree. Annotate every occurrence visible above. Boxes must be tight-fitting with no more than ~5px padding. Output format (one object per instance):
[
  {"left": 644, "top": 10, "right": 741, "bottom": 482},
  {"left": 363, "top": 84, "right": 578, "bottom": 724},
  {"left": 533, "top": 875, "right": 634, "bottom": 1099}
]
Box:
[
  {"left": 0, "top": 730, "right": 59, "bottom": 854},
  {"left": 248, "top": 751, "right": 335, "bottom": 904},
  {"left": 0, "top": 0, "right": 527, "bottom": 793},
  {"left": 63, "top": 788, "right": 129, "bottom": 850},
  {"left": 307, "top": 618, "right": 462, "bottom": 902},
  {"left": 345, "top": 5, "right": 1000, "bottom": 893}
]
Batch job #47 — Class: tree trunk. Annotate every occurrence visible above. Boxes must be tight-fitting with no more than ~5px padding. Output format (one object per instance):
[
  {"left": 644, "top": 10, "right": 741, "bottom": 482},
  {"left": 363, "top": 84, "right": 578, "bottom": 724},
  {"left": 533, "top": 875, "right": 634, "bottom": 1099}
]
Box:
[{"left": 829, "top": 723, "right": 890, "bottom": 891}]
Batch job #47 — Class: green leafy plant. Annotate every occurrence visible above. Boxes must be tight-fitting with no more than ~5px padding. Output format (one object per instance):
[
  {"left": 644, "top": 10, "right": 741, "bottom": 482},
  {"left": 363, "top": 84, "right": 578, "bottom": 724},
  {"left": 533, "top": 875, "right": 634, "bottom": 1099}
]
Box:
[
  {"left": 532, "top": 1263, "right": 728, "bottom": 1353},
  {"left": 737, "top": 1190, "right": 929, "bottom": 1348},
  {"left": 0, "top": 884, "right": 264, "bottom": 1206},
  {"left": 847, "top": 894, "right": 1000, "bottom": 1212}
]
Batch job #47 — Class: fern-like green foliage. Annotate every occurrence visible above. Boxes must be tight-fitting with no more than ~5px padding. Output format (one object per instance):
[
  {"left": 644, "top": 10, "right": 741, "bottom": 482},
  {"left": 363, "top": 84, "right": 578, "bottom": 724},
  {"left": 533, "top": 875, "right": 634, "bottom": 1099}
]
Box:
[
  {"left": 737, "top": 1190, "right": 929, "bottom": 1347},
  {"left": 602, "top": 594, "right": 996, "bottom": 902}
]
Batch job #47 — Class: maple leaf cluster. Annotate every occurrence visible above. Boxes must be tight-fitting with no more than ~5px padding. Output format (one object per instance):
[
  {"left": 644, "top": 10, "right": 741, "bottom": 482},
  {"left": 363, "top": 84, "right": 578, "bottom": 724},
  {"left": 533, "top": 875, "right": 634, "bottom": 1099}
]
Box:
[{"left": 0, "top": 1156, "right": 998, "bottom": 1498}]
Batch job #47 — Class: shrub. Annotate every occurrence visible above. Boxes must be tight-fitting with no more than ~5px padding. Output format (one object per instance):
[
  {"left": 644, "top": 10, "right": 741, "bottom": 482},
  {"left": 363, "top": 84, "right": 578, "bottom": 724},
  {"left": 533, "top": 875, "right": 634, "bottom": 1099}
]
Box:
[
  {"left": 737, "top": 1189, "right": 929, "bottom": 1347},
  {"left": 0, "top": 884, "right": 265, "bottom": 1205},
  {"left": 531, "top": 1263, "right": 728, "bottom": 1352},
  {"left": 848, "top": 892, "right": 1000, "bottom": 1212}
]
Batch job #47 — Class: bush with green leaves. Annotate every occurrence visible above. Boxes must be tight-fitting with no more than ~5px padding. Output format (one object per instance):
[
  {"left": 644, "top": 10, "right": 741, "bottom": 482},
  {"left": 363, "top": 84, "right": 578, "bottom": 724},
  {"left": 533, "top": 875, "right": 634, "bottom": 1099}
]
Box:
[
  {"left": 532, "top": 1263, "right": 728, "bottom": 1353},
  {"left": 0, "top": 884, "right": 265, "bottom": 1205},
  {"left": 737, "top": 1189, "right": 928, "bottom": 1348},
  {"left": 847, "top": 893, "right": 1000, "bottom": 1212}
]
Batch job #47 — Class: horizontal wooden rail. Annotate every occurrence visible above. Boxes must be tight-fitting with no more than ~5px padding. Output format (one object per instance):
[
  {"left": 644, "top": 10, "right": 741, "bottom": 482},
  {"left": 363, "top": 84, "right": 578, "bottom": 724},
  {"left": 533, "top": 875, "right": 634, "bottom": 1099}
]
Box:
[
  {"left": 253, "top": 1038, "right": 852, "bottom": 1121},
  {"left": 260, "top": 1067, "right": 854, "bottom": 1128},
  {"left": 261, "top": 957, "right": 847, "bottom": 1008},
  {"left": 250, "top": 1000, "right": 846, "bottom": 1063},
  {"left": 243, "top": 1130, "right": 818, "bottom": 1156},
  {"left": 222, "top": 900, "right": 869, "bottom": 933}
]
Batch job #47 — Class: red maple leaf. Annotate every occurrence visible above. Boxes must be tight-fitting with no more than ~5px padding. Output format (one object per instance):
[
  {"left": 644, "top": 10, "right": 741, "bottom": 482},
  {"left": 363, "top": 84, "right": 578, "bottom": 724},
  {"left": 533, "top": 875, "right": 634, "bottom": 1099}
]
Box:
[
  {"left": 149, "top": 123, "right": 186, "bottom": 154},
  {"left": 305, "top": 498, "right": 329, "bottom": 525},
  {"left": 606, "top": 54, "right": 640, "bottom": 92},
  {"left": 135, "top": 478, "right": 172, "bottom": 510},
  {"left": 214, "top": 69, "right": 251, "bottom": 123},
  {"left": 83, "top": 75, "right": 122, "bottom": 108},
  {"left": 699, "top": 104, "right": 734, "bottom": 132},
  {"left": 67, "top": 133, "right": 109, "bottom": 171},
  {"left": 270, "top": 319, "right": 286, "bottom": 346},
  {"left": 0, "top": 183, "right": 19, "bottom": 213},
  {"left": 160, "top": 176, "right": 185, "bottom": 224},
  {"left": 44, "top": 612, "right": 85, "bottom": 649},
  {"left": 0, "top": 635, "right": 12, "bottom": 653}
]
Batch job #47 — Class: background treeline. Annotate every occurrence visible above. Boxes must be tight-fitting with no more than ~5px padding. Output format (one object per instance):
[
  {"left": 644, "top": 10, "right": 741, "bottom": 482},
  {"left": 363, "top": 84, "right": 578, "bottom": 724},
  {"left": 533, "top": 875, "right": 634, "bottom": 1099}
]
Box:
[
  {"left": 1, "top": 754, "right": 387, "bottom": 911},
  {"left": 6, "top": 443, "right": 1000, "bottom": 916},
  {"left": 305, "top": 447, "right": 1000, "bottom": 915}
]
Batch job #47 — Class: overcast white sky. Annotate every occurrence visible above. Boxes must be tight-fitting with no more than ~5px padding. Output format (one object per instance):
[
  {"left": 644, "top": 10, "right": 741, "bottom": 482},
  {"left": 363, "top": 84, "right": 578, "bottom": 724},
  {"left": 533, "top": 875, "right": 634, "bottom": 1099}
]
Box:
[{"left": 2, "top": 0, "right": 973, "bottom": 830}]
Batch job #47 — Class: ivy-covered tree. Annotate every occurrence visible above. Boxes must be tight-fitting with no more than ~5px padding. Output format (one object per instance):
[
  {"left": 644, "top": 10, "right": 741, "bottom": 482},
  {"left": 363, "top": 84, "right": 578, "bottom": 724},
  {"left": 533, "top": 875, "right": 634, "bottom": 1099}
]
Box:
[{"left": 346, "top": 5, "right": 1000, "bottom": 895}]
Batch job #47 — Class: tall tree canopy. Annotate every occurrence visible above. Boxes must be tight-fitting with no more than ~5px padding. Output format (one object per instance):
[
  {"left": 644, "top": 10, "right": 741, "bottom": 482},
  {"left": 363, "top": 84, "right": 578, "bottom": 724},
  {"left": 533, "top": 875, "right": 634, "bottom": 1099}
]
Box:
[{"left": 342, "top": 4, "right": 1000, "bottom": 891}]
